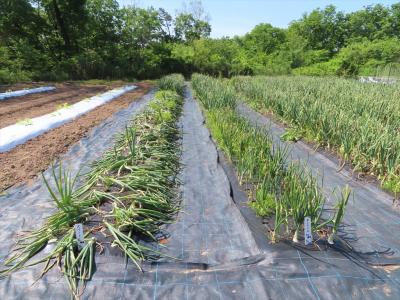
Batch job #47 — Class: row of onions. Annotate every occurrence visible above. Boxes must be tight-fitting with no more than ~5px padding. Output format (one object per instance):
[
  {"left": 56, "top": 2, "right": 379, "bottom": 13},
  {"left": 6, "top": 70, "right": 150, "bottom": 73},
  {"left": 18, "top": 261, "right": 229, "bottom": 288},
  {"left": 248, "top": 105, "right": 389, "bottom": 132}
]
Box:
[
  {"left": 0, "top": 74, "right": 185, "bottom": 298},
  {"left": 191, "top": 74, "right": 350, "bottom": 245},
  {"left": 231, "top": 76, "right": 400, "bottom": 194}
]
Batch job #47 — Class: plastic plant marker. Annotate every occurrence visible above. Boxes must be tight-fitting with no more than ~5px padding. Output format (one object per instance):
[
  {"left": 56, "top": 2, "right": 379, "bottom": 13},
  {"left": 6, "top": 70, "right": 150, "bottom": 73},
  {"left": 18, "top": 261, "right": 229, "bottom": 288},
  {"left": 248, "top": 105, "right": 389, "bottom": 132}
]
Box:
[
  {"left": 74, "top": 224, "right": 85, "bottom": 250},
  {"left": 304, "top": 217, "right": 313, "bottom": 245}
]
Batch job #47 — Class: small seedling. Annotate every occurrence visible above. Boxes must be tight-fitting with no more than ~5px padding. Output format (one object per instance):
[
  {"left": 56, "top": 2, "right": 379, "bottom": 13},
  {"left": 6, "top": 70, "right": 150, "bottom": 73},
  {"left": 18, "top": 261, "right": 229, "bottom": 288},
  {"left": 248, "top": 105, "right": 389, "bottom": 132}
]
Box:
[
  {"left": 17, "top": 118, "right": 33, "bottom": 126},
  {"left": 57, "top": 102, "right": 72, "bottom": 110},
  {"left": 51, "top": 103, "right": 72, "bottom": 116}
]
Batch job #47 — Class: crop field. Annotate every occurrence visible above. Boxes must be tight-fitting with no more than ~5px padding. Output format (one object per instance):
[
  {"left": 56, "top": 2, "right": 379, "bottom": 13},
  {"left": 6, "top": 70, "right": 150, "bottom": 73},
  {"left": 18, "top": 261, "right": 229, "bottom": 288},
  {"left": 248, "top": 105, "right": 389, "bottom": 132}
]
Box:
[
  {"left": 0, "top": 81, "right": 152, "bottom": 191},
  {"left": 0, "top": 83, "right": 109, "bottom": 128},
  {"left": 0, "top": 74, "right": 400, "bottom": 299},
  {"left": 192, "top": 74, "right": 351, "bottom": 243},
  {"left": 3, "top": 0, "right": 400, "bottom": 298},
  {"left": 1, "top": 78, "right": 183, "bottom": 297},
  {"left": 232, "top": 76, "right": 400, "bottom": 194}
]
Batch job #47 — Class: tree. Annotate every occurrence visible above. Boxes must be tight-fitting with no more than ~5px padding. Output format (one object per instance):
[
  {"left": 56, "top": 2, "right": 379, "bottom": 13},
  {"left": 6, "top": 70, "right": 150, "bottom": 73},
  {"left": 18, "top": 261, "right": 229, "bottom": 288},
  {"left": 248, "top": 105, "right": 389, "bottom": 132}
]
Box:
[
  {"left": 40, "top": 0, "right": 88, "bottom": 55},
  {"left": 242, "top": 23, "right": 286, "bottom": 54},
  {"left": 181, "top": 0, "right": 210, "bottom": 22},
  {"left": 158, "top": 8, "right": 174, "bottom": 41},
  {"left": 391, "top": 3, "right": 400, "bottom": 36},
  {"left": 121, "top": 7, "right": 163, "bottom": 48},
  {"left": 2, "top": 1, "right": 400, "bottom": 83},
  {"left": 0, "top": 0, "right": 44, "bottom": 43},
  {"left": 345, "top": 4, "right": 391, "bottom": 41},
  {"left": 174, "top": 13, "right": 211, "bottom": 42},
  {"left": 289, "top": 5, "right": 346, "bottom": 54}
]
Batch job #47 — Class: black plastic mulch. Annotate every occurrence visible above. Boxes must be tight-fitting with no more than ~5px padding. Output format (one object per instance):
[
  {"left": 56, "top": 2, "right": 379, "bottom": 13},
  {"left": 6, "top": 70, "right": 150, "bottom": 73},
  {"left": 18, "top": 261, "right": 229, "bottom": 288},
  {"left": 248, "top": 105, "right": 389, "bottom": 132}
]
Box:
[{"left": 0, "top": 88, "right": 399, "bottom": 299}]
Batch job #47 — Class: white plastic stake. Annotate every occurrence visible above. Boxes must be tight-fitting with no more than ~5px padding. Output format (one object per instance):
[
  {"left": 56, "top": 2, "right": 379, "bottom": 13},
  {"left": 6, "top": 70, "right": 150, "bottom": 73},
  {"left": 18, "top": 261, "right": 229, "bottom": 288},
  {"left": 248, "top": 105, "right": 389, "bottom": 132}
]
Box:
[
  {"left": 304, "top": 217, "right": 313, "bottom": 245},
  {"left": 74, "top": 223, "right": 85, "bottom": 250}
]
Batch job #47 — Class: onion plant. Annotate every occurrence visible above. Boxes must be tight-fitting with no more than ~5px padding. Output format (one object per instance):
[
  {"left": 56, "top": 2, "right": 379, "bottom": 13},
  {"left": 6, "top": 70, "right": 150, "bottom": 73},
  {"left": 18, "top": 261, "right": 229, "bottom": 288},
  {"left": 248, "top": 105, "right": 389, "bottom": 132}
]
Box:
[
  {"left": 63, "top": 237, "right": 96, "bottom": 299},
  {"left": 157, "top": 74, "right": 185, "bottom": 96},
  {"left": 105, "top": 222, "right": 159, "bottom": 271},
  {"left": 328, "top": 186, "right": 351, "bottom": 244},
  {"left": 1, "top": 74, "right": 185, "bottom": 298},
  {"left": 42, "top": 163, "right": 83, "bottom": 221},
  {"left": 192, "top": 75, "right": 236, "bottom": 109},
  {"left": 192, "top": 73, "right": 351, "bottom": 245},
  {"left": 231, "top": 75, "right": 400, "bottom": 194}
]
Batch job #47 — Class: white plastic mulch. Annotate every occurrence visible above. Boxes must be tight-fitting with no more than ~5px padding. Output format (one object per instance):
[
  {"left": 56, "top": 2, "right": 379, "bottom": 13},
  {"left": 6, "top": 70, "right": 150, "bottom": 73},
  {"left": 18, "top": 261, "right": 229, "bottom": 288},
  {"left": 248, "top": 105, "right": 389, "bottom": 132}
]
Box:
[
  {"left": 0, "top": 85, "right": 136, "bottom": 152},
  {"left": 359, "top": 76, "right": 397, "bottom": 84},
  {"left": 0, "top": 86, "right": 56, "bottom": 100}
]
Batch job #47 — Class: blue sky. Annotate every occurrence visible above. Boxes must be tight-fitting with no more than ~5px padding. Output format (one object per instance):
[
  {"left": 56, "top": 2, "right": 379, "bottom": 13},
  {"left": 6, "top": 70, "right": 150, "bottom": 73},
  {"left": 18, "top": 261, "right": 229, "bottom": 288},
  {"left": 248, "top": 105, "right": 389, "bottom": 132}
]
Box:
[{"left": 118, "top": 0, "right": 400, "bottom": 37}]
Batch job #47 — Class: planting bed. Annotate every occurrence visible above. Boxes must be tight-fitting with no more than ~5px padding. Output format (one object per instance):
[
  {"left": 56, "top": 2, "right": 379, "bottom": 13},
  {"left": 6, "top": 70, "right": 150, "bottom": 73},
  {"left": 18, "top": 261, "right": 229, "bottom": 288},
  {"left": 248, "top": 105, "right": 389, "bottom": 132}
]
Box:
[
  {"left": 1, "top": 75, "right": 400, "bottom": 299},
  {"left": 237, "top": 102, "right": 400, "bottom": 260},
  {"left": 0, "top": 85, "right": 137, "bottom": 152},
  {"left": 0, "top": 83, "right": 113, "bottom": 129},
  {"left": 0, "top": 82, "right": 152, "bottom": 192},
  {"left": 232, "top": 76, "right": 400, "bottom": 194},
  {"left": 0, "top": 86, "right": 55, "bottom": 101},
  {"left": 0, "top": 82, "right": 46, "bottom": 93}
]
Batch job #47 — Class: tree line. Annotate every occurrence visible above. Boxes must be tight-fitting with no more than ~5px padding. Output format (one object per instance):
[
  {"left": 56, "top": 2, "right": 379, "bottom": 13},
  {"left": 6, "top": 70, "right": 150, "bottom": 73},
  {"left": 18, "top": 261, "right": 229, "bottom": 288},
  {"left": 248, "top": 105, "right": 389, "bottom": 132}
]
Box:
[{"left": 1, "top": 1, "right": 400, "bottom": 83}]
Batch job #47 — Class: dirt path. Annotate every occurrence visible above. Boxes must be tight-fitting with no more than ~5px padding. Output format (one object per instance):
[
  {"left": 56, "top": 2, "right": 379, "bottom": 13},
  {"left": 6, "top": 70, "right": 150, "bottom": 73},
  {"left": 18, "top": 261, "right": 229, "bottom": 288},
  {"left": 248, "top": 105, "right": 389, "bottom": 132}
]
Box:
[
  {"left": 0, "top": 82, "right": 152, "bottom": 192},
  {"left": 0, "top": 83, "right": 112, "bottom": 128}
]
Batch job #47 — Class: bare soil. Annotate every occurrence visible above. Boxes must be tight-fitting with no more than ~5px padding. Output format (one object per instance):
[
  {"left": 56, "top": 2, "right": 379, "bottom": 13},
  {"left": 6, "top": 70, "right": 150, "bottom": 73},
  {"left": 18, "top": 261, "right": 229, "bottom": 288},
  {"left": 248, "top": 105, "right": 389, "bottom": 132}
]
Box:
[
  {"left": 0, "top": 82, "right": 152, "bottom": 192},
  {"left": 0, "top": 82, "right": 45, "bottom": 93},
  {"left": 0, "top": 83, "right": 114, "bottom": 128}
]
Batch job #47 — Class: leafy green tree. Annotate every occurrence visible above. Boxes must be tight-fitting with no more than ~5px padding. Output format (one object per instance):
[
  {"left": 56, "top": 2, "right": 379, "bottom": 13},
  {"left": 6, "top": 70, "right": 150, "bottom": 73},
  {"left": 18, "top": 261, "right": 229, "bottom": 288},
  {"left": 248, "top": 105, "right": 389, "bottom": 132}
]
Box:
[
  {"left": 174, "top": 13, "right": 211, "bottom": 42},
  {"left": 242, "top": 23, "right": 286, "bottom": 54},
  {"left": 289, "top": 5, "right": 346, "bottom": 54},
  {"left": 1, "top": 1, "right": 400, "bottom": 83},
  {"left": 0, "top": 0, "right": 44, "bottom": 44},
  {"left": 85, "top": 0, "right": 122, "bottom": 49},
  {"left": 391, "top": 3, "right": 400, "bottom": 36},
  {"left": 158, "top": 8, "right": 174, "bottom": 41},
  {"left": 345, "top": 4, "right": 391, "bottom": 41},
  {"left": 39, "top": 0, "right": 88, "bottom": 55}
]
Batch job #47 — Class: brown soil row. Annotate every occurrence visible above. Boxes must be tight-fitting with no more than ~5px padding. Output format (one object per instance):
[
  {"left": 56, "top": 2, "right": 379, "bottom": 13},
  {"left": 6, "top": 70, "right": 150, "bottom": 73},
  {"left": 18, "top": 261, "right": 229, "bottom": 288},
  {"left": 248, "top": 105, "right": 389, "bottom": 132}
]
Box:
[
  {"left": 0, "top": 82, "right": 152, "bottom": 192},
  {"left": 0, "top": 83, "right": 112, "bottom": 128},
  {"left": 0, "top": 82, "right": 44, "bottom": 93}
]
